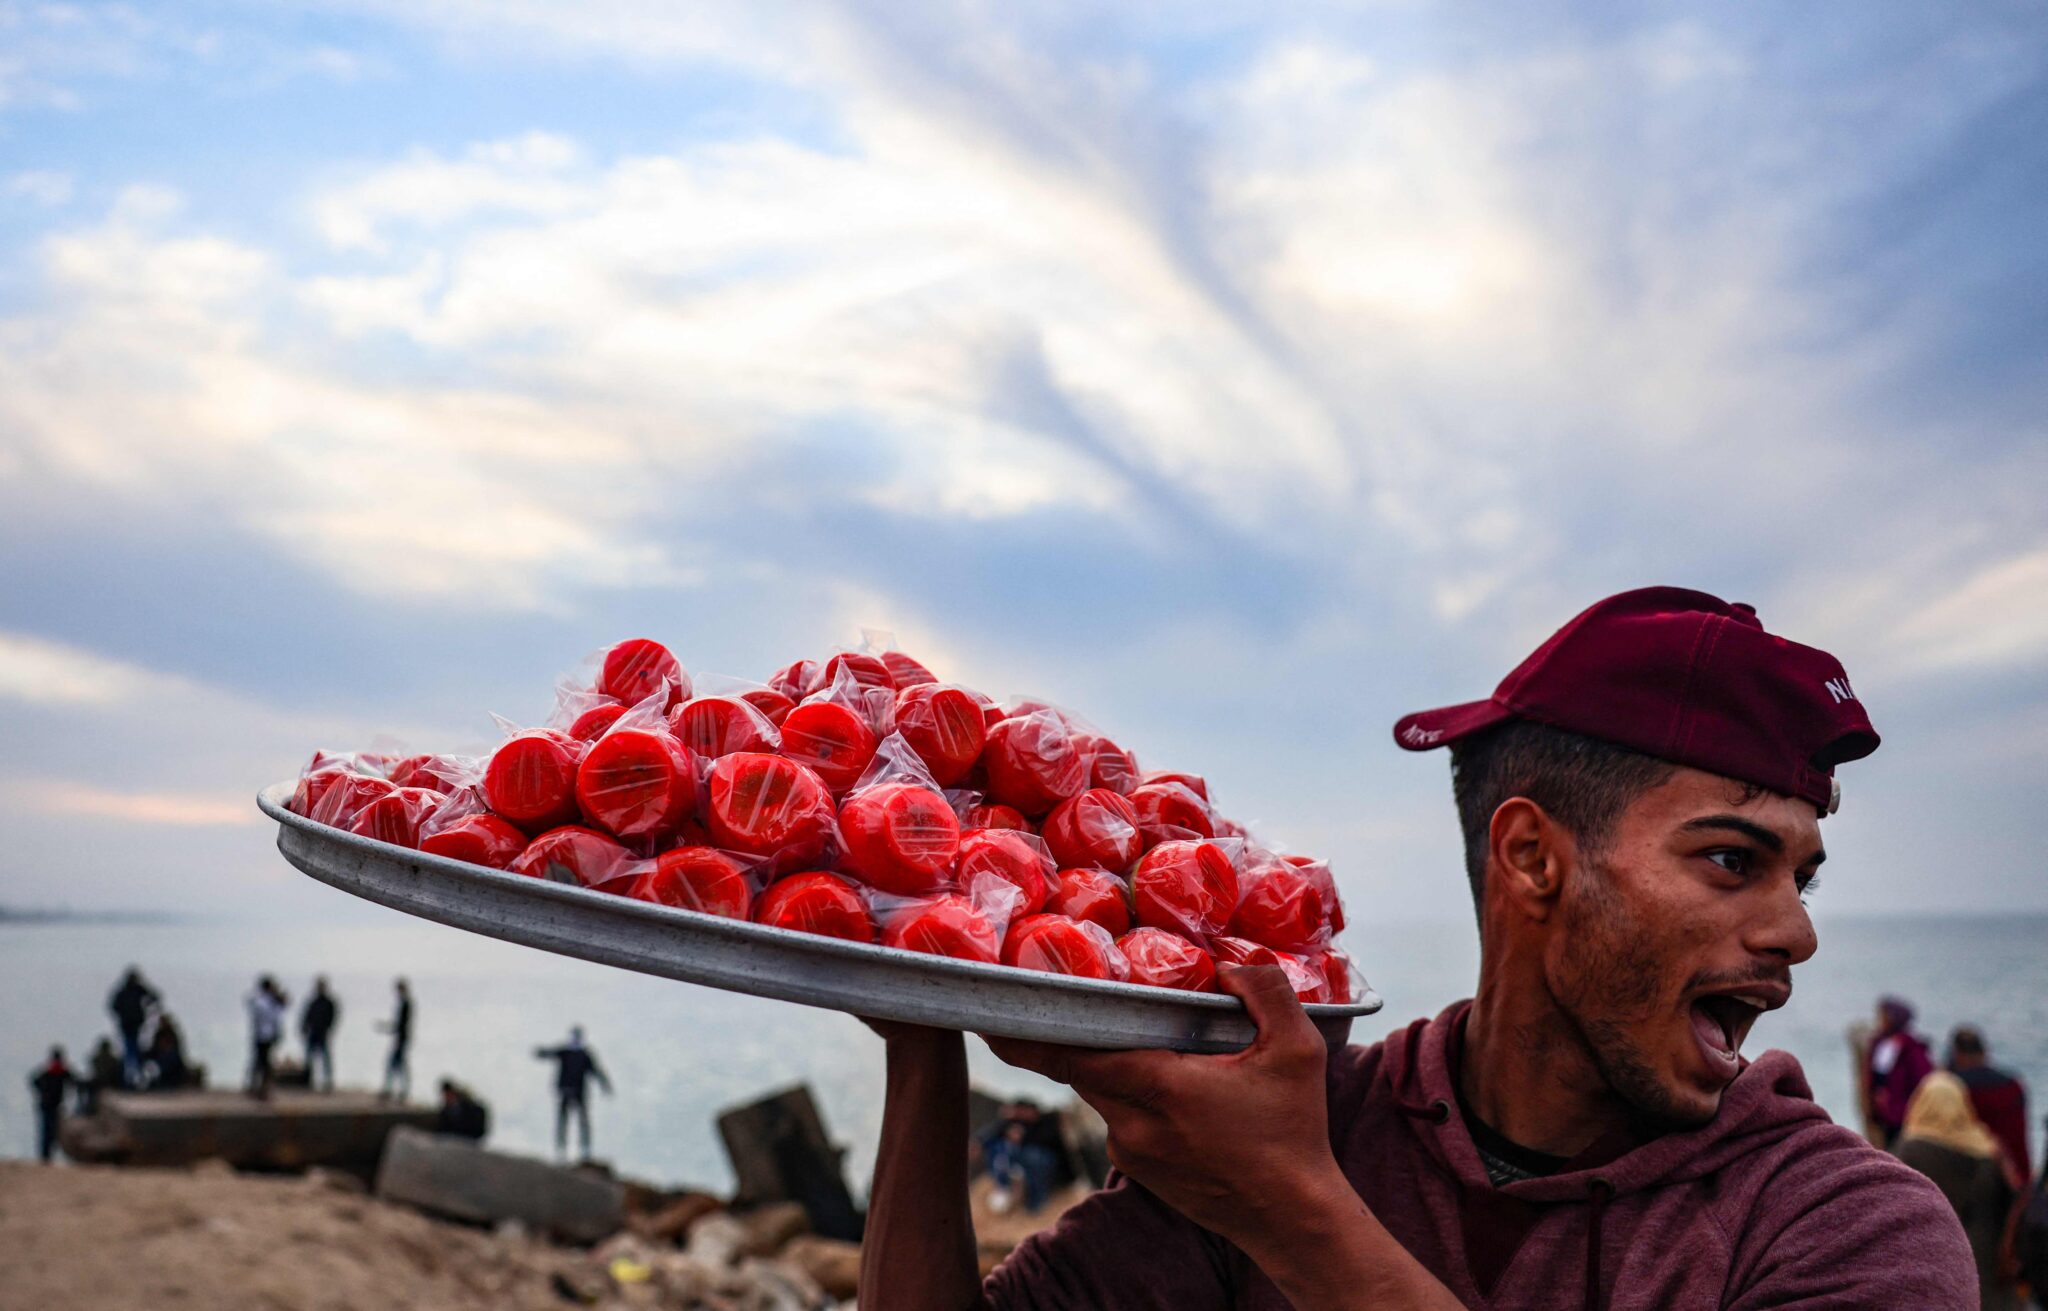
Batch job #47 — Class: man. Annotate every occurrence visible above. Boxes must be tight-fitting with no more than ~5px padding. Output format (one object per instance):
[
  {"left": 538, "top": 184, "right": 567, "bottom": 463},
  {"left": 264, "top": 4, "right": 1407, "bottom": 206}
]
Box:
[
  {"left": 860, "top": 587, "right": 1975, "bottom": 1308},
  {"left": 107, "top": 968, "right": 158, "bottom": 1086},
  {"left": 535, "top": 1025, "right": 612, "bottom": 1161},
  {"left": 1948, "top": 1025, "right": 2030, "bottom": 1184},
  {"left": 435, "top": 1079, "right": 490, "bottom": 1141},
  {"left": 245, "top": 975, "right": 288, "bottom": 1099},
  {"left": 82, "top": 1037, "right": 124, "bottom": 1113},
  {"left": 1866, "top": 995, "right": 1934, "bottom": 1148},
  {"left": 28, "top": 1047, "right": 76, "bottom": 1162},
  {"left": 300, "top": 977, "right": 340, "bottom": 1093},
  {"left": 376, "top": 978, "right": 412, "bottom": 1101}
]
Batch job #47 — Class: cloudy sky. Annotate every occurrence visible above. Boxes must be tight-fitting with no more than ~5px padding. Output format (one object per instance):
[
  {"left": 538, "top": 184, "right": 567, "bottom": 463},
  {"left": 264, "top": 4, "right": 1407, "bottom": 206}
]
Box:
[{"left": 2, "top": 0, "right": 2044, "bottom": 922}]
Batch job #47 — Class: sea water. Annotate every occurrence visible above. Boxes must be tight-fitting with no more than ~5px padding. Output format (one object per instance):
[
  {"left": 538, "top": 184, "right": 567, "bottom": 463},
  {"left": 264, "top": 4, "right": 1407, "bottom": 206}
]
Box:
[{"left": 3, "top": 911, "right": 2042, "bottom": 1194}]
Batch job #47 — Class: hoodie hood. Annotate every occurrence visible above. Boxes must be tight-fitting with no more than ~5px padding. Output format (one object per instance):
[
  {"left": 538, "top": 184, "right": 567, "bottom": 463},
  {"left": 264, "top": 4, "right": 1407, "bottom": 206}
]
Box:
[{"left": 1384, "top": 1000, "right": 1835, "bottom": 1203}]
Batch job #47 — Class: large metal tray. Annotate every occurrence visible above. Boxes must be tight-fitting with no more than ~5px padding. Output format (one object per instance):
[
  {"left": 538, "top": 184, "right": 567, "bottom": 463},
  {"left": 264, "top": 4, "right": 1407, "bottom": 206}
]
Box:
[{"left": 259, "top": 783, "right": 1378, "bottom": 1052}]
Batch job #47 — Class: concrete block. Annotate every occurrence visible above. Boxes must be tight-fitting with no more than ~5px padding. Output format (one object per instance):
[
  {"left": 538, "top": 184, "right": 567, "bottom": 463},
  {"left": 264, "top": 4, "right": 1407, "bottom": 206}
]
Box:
[{"left": 374, "top": 1126, "right": 624, "bottom": 1245}]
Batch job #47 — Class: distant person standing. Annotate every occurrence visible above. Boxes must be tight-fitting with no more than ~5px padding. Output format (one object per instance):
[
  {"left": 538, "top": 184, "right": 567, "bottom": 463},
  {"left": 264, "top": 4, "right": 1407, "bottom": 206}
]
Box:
[
  {"left": 245, "top": 976, "right": 289, "bottom": 1099},
  {"left": 81, "top": 1037, "right": 124, "bottom": 1113},
  {"left": 300, "top": 977, "right": 340, "bottom": 1093},
  {"left": 1894, "top": 1072, "right": 2021, "bottom": 1311},
  {"left": 376, "top": 979, "right": 412, "bottom": 1101},
  {"left": 1867, "top": 994, "right": 1935, "bottom": 1148},
  {"left": 1948, "top": 1025, "right": 2031, "bottom": 1184},
  {"left": 534, "top": 1026, "right": 611, "bottom": 1161},
  {"left": 28, "top": 1047, "right": 76, "bottom": 1162},
  {"left": 107, "top": 968, "right": 159, "bottom": 1085}
]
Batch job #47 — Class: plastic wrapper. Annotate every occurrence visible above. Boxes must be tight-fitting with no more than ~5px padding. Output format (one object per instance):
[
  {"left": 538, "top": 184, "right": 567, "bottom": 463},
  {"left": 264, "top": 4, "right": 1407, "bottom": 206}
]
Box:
[
  {"left": 702, "top": 751, "right": 838, "bottom": 872},
  {"left": 1141, "top": 770, "right": 1210, "bottom": 801},
  {"left": 1046, "top": 866, "right": 1133, "bottom": 936},
  {"left": 509, "top": 824, "right": 638, "bottom": 887},
  {"left": 1116, "top": 927, "right": 1218, "bottom": 993},
  {"left": 1283, "top": 853, "right": 1345, "bottom": 933},
  {"left": 822, "top": 651, "right": 895, "bottom": 694},
  {"left": 386, "top": 753, "right": 479, "bottom": 795},
  {"left": 1002, "top": 913, "right": 1131, "bottom": 981},
  {"left": 1131, "top": 839, "right": 1240, "bottom": 939},
  {"left": 892, "top": 684, "right": 988, "bottom": 787},
  {"left": 292, "top": 752, "right": 380, "bottom": 818},
  {"left": 598, "top": 637, "right": 691, "bottom": 711},
  {"left": 955, "top": 827, "right": 1055, "bottom": 917},
  {"left": 346, "top": 784, "right": 443, "bottom": 849},
  {"left": 982, "top": 710, "right": 1088, "bottom": 816},
  {"left": 420, "top": 811, "right": 528, "bottom": 869},
  {"left": 837, "top": 772, "right": 961, "bottom": 897},
  {"left": 753, "top": 870, "right": 876, "bottom": 942},
  {"left": 1209, "top": 936, "right": 1326, "bottom": 1001},
  {"left": 629, "top": 846, "right": 762, "bottom": 920},
  {"left": 670, "top": 695, "right": 781, "bottom": 759},
  {"left": 1040, "top": 787, "right": 1143, "bottom": 874},
  {"left": 766, "top": 658, "right": 823, "bottom": 703},
  {"left": 1311, "top": 947, "right": 1357, "bottom": 1005},
  {"left": 1076, "top": 734, "right": 1140, "bottom": 795},
  {"left": 948, "top": 791, "right": 1030, "bottom": 833},
  {"left": 1228, "top": 847, "right": 1332, "bottom": 953},
  {"left": 1129, "top": 779, "right": 1216, "bottom": 845},
  {"left": 574, "top": 720, "right": 697, "bottom": 845},
  {"left": 483, "top": 728, "right": 587, "bottom": 835},
  {"left": 880, "top": 650, "right": 936, "bottom": 688},
  {"left": 874, "top": 871, "right": 1024, "bottom": 965}
]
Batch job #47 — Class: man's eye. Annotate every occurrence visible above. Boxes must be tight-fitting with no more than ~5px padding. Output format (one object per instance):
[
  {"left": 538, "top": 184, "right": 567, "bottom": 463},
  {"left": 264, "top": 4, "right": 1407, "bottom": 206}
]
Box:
[{"left": 1706, "top": 849, "right": 1750, "bottom": 875}]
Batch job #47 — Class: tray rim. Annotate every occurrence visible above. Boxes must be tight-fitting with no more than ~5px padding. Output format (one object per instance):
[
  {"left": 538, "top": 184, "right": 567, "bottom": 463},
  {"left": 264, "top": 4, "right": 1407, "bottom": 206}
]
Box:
[{"left": 256, "top": 780, "right": 1382, "bottom": 1029}]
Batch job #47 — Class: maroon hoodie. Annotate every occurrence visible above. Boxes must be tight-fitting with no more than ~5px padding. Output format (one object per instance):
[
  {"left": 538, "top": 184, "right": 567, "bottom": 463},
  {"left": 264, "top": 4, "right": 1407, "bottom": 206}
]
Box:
[{"left": 982, "top": 1003, "right": 1973, "bottom": 1309}]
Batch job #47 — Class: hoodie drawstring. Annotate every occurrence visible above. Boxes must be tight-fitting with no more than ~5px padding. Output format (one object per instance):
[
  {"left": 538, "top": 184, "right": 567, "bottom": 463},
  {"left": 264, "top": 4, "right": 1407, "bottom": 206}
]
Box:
[
  {"left": 1584, "top": 1178, "right": 1614, "bottom": 1311},
  {"left": 1396, "top": 1096, "right": 1452, "bottom": 1123}
]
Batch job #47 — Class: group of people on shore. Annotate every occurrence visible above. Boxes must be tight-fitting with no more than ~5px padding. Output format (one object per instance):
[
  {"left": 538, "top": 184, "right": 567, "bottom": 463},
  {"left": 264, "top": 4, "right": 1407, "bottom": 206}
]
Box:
[
  {"left": 26, "top": 965, "right": 612, "bottom": 1166},
  {"left": 1864, "top": 998, "right": 2048, "bottom": 1309}
]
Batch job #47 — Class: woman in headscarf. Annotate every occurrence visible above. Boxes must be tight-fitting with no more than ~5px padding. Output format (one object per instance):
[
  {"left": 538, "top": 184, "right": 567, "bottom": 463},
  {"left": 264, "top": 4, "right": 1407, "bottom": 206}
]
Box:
[{"left": 1893, "top": 1071, "right": 2020, "bottom": 1311}]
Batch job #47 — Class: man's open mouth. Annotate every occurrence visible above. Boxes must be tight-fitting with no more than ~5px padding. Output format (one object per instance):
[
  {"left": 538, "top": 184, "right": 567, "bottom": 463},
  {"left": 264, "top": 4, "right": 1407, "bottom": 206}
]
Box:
[{"left": 1686, "top": 984, "right": 1789, "bottom": 1074}]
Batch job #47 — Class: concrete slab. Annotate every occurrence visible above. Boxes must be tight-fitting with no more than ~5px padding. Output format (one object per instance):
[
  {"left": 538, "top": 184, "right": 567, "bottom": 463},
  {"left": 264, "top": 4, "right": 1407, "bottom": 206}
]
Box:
[{"left": 373, "top": 1126, "right": 624, "bottom": 1245}]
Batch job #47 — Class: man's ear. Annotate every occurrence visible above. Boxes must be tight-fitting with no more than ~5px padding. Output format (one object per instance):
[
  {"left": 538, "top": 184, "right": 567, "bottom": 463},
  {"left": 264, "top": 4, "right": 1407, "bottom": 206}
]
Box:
[{"left": 1486, "top": 797, "right": 1569, "bottom": 922}]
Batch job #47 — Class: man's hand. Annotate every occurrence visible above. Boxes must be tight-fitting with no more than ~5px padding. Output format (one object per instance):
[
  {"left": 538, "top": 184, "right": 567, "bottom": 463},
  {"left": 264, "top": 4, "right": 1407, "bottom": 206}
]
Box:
[{"left": 982, "top": 965, "right": 1345, "bottom": 1251}]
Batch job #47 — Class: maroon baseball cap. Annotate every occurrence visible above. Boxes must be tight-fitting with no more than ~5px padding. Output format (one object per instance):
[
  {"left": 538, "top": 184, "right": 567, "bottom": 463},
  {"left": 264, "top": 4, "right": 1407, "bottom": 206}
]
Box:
[{"left": 1393, "top": 587, "right": 1879, "bottom": 815}]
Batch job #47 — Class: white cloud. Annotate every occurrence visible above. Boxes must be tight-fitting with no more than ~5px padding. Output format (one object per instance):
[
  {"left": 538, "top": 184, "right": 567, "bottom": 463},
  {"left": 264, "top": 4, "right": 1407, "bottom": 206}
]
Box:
[
  {"left": 13, "top": 780, "right": 261, "bottom": 827},
  {"left": 6, "top": 170, "right": 73, "bottom": 205},
  {"left": 0, "top": 631, "right": 173, "bottom": 707}
]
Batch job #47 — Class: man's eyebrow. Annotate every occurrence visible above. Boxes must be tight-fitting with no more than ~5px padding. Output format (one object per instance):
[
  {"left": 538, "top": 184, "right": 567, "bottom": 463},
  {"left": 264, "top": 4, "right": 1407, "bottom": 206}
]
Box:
[{"left": 1681, "top": 815, "right": 1829, "bottom": 868}]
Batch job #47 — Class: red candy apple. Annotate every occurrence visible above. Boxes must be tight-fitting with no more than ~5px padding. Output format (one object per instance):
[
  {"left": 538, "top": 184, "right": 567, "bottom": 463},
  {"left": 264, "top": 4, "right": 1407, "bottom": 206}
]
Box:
[
  {"left": 837, "top": 782, "right": 961, "bottom": 896},
  {"left": 634, "top": 847, "right": 754, "bottom": 919},
  {"left": 778, "top": 700, "right": 879, "bottom": 795},
  {"left": 1077, "top": 735, "right": 1140, "bottom": 795},
  {"left": 599, "top": 637, "right": 688, "bottom": 710},
  {"left": 310, "top": 771, "right": 396, "bottom": 829},
  {"left": 982, "top": 711, "right": 1088, "bottom": 817},
  {"left": 703, "top": 752, "right": 836, "bottom": 870},
  {"left": 567, "top": 702, "right": 627, "bottom": 742},
  {"left": 1047, "top": 867, "right": 1132, "bottom": 936},
  {"left": 1116, "top": 928, "right": 1218, "bottom": 993},
  {"left": 955, "top": 828, "right": 1054, "bottom": 916},
  {"left": 1131, "top": 840, "right": 1239, "bottom": 938},
  {"left": 892, "top": 684, "right": 987, "bottom": 787},
  {"left": 882, "top": 894, "right": 1002, "bottom": 964},
  {"left": 386, "top": 754, "right": 473, "bottom": 795},
  {"left": 961, "top": 801, "right": 1029, "bottom": 832},
  {"left": 880, "top": 651, "right": 936, "bottom": 688},
  {"left": 484, "top": 730, "right": 585, "bottom": 835},
  {"left": 767, "top": 659, "right": 823, "bottom": 702},
  {"left": 1229, "top": 861, "right": 1327, "bottom": 952},
  {"left": 420, "top": 813, "right": 528, "bottom": 869},
  {"left": 822, "top": 652, "right": 895, "bottom": 693},
  {"left": 510, "top": 825, "right": 633, "bottom": 887},
  {"left": 1002, "top": 914, "right": 1128, "bottom": 980},
  {"left": 1140, "top": 770, "right": 1209, "bottom": 801},
  {"left": 739, "top": 687, "right": 796, "bottom": 727},
  {"left": 1284, "top": 854, "right": 1345, "bottom": 932},
  {"left": 1040, "top": 788, "right": 1143, "bottom": 873},
  {"left": 574, "top": 728, "right": 695, "bottom": 843},
  {"left": 753, "top": 871, "right": 874, "bottom": 942},
  {"left": 670, "top": 696, "right": 780, "bottom": 759},
  {"left": 347, "top": 785, "right": 441, "bottom": 848},
  {"left": 1129, "top": 780, "right": 1215, "bottom": 845}
]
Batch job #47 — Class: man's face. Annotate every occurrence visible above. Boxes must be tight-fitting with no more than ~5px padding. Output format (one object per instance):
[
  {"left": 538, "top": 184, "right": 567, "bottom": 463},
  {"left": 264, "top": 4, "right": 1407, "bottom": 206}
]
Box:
[{"left": 1548, "top": 768, "right": 1823, "bottom": 1127}]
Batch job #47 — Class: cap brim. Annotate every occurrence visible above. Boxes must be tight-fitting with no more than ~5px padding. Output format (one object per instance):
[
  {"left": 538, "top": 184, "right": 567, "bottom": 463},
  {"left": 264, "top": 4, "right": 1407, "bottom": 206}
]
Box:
[{"left": 1392, "top": 698, "right": 1513, "bottom": 752}]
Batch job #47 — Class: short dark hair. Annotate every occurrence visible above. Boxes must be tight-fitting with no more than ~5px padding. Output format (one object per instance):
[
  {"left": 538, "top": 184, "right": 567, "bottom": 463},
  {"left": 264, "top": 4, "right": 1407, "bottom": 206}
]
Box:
[
  {"left": 1449, "top": 720, "right": 1677, "bottom": 913},
  {"left": 1950, "top": 1027, "right": 1986, "bottom": 1058}
]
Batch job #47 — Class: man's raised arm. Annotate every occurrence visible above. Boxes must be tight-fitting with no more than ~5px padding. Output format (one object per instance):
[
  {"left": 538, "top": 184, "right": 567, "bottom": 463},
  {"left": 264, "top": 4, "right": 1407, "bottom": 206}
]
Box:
[{"left": 859, "top": 1025, "right": 983, "bottom": 1310}]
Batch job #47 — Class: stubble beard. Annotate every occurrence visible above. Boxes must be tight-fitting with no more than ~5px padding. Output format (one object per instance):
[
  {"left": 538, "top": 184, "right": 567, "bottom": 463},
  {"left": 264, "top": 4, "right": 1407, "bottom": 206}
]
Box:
[{"left": 1552, "top": 858, "right": 1718, "bottom": 1131}]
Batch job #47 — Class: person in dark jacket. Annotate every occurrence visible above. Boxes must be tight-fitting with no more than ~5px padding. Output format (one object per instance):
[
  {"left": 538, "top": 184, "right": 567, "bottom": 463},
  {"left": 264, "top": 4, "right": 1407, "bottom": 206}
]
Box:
[
  {"left": 535, "top": 1025, "right": 611, "bottom": 1160},
  {"left": 28, "top": 1047, "right": 76, "bottom": 1162},
  {"left": 435, "top": 1079, "right": 490, "bottom": 1141},
  {"left": 300, "top": 977, "right": 339, "bottom": 1093},
  {"left": 146, "top": 1015, "right": 190, "bottom": 1090},
  {"left": 107, "top": 968, "right": 159, "bottom": 1085},
  {"left": 1894, "top": 1071, "right": 2021, "bottom": 1311},
  {"left": 1949, "top": 1025, "right": 2031, "bottom": 1185}
]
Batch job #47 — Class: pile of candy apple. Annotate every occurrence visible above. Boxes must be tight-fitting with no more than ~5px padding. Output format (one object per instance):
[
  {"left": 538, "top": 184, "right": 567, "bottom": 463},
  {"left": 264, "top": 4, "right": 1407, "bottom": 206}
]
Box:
[{"left": 289, "top": 639, "right": 1354, "bottom": 1002}]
